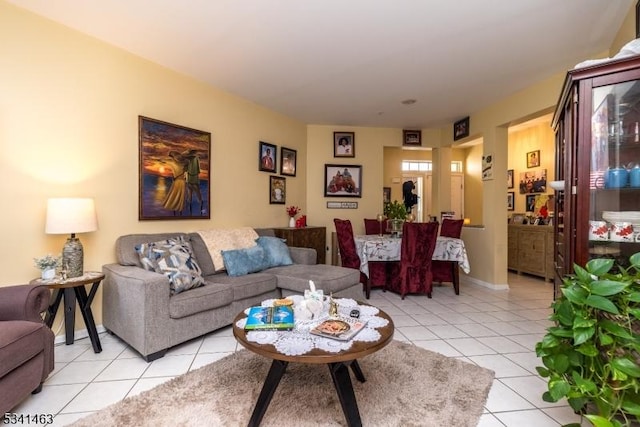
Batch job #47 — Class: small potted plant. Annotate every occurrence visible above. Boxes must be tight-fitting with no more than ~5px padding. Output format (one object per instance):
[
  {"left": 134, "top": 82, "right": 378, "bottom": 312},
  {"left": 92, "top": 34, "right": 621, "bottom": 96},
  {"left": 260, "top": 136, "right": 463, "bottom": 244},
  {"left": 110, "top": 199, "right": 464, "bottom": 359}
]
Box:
[
  {"left": 34, "top": 254, "right": 61, "bottom": 280},
  {"left": 286, "top": 205, "right": 300, "bottom": 228},
  {"left": 383, "top": 200, "right": 407, "bottom": 235},
  {"left": 535, "top": 253, "right": 640, "bottom": 427}
]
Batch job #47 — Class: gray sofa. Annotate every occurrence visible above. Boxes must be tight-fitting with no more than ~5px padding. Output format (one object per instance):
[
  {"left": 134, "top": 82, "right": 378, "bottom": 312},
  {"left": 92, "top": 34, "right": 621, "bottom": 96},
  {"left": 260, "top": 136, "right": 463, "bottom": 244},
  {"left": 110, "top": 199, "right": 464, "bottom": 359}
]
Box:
[{"left": 102, "top": 229, "right": 362, "bottom": 361}]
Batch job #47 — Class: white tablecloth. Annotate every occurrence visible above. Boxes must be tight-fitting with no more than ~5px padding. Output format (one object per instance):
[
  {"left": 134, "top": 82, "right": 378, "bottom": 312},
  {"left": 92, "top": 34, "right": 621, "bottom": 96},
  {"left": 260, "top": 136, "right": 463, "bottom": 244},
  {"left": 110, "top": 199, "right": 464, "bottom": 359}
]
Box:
[{"left": 354, "top": 235, "right": 471, "bottom": 277}]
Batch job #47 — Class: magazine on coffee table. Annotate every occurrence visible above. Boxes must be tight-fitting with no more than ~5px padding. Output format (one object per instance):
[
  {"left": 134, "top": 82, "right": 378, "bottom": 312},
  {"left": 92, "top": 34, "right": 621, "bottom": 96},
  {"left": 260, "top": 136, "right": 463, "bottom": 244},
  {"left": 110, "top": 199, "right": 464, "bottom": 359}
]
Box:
[
  {"left": 310, "top": 316, "right": 367, "bottom": 341},
  {"left": 244, "top": 305, "right": 294, "bottom": 331}
]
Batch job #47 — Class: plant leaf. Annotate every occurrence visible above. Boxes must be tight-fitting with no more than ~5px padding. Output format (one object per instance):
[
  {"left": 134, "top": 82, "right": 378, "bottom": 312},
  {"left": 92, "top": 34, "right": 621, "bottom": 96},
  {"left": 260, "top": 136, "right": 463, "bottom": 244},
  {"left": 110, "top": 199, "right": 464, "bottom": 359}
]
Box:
[
  {"left": 600, "top": 319, "right": 633, "bottom": 339},
  {"left": 628, "top": 293, "right": 640, "bottom": 303},
  {"left": 584, "top": 295, "right": 619, "bottom": 314},
  {"left": 583, "top": 415, "right": 616, "bottom": 427},
  {"left": 589, "top": 280, "right": 629, "bottom": 296},
  {"left": 621, "top": 399, "right": 640, "bottom": 416},
  {"left": 611, "top": 357, "right": 640, "bottom": 377},
  {"left": 549, "top": 378, "right": 571, "bottom": 401},
  {"left": 563, "top": 286, "right": 587, "bottom": 306},
  {"left": 576, "top": 341, "right": 598, "bottom": 356},
  {"left": 586, "top": 258, "right": 614, "bottom": 276},
  {"left": 574, "top": 264, "right": 593, "bottom": 282},
  {"left": 630, "top": 252, "right": 640, "bottom": 269}
]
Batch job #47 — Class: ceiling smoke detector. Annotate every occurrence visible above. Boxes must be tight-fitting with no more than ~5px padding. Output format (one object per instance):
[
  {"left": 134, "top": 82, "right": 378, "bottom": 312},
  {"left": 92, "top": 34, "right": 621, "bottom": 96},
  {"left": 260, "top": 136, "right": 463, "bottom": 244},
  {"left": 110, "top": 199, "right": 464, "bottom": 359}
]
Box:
[{"left": 401, "top": 99, "right": 417, "bottom": 105}]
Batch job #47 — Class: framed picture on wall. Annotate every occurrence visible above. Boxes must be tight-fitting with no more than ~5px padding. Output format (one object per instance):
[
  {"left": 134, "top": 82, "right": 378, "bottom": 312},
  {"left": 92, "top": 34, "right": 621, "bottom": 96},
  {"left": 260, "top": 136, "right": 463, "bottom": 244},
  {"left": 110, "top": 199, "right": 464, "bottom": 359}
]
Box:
[
  {"left": 507, "top": 169, "right": 514, "bottom": 189},
  {"left": 526, "top": 150, "right": 540, "bottom": 168},
  {"left": 138, "top": 116, "right": 211, "bottom": 220},
  {"left": 403, "top": 130, "right": 422, "bottom": 146},
  {"left": 526, "top": 194, "right": 536, "bottom": 212},
  {"left": 454, "top": 117, "right": 469, "bottom": 140},
  {"left": 383, "top": 187, "right": 391, "bottom": 203},
  {"left": 507, "top": 192, "right": 515, "bottom": 211},
  {"left": 280, "top": 147, "right": 297, "bottom": 176},
  {"left": 519, "top": 169, "right": 547, "bottom": 194},
  {"left": 259, "top": 141, "right": 277, "bottom": 172},
  {"left": 324, "top": 164, "right": 362, "bottom": 197},
  {"left": 269, "top": 175, "right": 286, "bottom": 204},
  {"left": 333, "top": 132, "right": 355, "bottom": 158}
]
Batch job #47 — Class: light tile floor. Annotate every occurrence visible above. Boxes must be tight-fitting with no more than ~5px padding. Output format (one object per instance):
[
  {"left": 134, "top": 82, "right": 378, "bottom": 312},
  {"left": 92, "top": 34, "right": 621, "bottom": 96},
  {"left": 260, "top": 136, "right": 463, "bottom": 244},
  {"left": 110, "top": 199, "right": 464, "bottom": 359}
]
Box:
[{"left": 10, "top": 273, "right": 588, "bottom": 426}]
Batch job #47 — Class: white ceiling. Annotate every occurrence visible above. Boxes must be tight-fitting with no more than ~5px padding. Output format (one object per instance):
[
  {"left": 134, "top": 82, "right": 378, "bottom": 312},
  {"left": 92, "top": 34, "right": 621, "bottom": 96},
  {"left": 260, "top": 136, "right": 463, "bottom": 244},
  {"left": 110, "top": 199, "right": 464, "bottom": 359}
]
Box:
[{"left": 8, "top": 0, "right": 634, "bottom": 129}]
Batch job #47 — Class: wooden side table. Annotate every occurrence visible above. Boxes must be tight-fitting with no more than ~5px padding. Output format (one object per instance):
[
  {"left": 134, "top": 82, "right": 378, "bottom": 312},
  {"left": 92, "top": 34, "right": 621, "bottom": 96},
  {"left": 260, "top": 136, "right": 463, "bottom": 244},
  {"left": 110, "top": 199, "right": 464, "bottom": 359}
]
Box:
[
  {"left": 31, "top": 271, "right": 104, "bottom": 353},
  {"left": 273, "top": 226, "right": 326, "bottom": 264}
]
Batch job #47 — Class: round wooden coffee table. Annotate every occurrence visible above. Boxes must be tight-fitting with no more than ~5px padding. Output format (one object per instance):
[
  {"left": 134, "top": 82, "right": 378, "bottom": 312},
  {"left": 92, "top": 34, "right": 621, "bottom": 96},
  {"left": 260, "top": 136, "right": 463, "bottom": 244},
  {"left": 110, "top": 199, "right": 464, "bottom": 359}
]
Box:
[{"left": 233, "top": 305, "right": 394, "bottom": 427}]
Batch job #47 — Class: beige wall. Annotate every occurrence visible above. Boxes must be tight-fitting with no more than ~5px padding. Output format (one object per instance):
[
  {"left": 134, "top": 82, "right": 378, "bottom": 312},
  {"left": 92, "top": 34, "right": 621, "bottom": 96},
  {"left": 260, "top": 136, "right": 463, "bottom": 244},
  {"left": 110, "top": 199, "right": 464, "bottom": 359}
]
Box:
[
  {"left": 2, "top": 0, "right": 636, "bottom": 335},
  {"left": 463, "top": 144, "right": 483, "bottom": 225},
  {"left": 508, "top": 121, "right": 555, "bottom": 213},
  {"left": 0, "top": 2, "right": 307, "bottom": 330}
]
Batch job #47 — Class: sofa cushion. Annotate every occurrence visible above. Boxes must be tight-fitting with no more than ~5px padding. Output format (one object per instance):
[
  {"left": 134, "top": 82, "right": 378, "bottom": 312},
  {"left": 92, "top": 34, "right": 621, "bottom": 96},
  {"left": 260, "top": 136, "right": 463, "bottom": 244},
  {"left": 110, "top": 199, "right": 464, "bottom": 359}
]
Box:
[
  {"left": 135, "top": 237, "right": 204, "bottom": 295},
  {"left": 256, "top": 236, "right": 293, "bottom": 268},
  {"left": 196, "top": 228, "right": 259, "bottom": 272},
  {"left": 204, "top": 272, "right": 278, "bottom": 301},
  {"left": 264, "top": 264, "right": 360, "bottom": 295},
  {"left": 221, "top": 245, "right": 268, "bottom": 277},
  {"left": 0, "top": 320, "right": 47, "bottom": 378},
  {"left": 169, "top": 282, "right": 234, "bottom": 319}
]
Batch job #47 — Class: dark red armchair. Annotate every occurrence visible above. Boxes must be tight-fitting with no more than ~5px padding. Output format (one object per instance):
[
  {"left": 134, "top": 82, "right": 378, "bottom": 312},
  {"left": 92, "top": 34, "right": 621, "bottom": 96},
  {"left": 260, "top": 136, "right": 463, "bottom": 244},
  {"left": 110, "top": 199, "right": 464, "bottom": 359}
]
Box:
[
  {"left": 334, "top": 219, "right": 370, "bottom": 298},
  {"left": 387, "top": 222, "right": 439, "bottom": 299},
  {"left": 0, "top": 284, "right": 54, "bottom": 415},
  {"left": 433, "top": 219, "right": 464, "bottom": 295},
  {"left": 363, "top": 219, "right": 391, "bottom": 289}
]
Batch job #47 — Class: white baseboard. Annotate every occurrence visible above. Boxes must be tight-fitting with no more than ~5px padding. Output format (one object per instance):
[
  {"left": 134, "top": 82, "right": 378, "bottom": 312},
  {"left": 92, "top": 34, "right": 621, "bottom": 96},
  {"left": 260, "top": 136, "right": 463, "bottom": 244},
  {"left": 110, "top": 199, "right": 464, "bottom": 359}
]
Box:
[
  {"left": 461, "top": 276, "right": 509, "bottom": 291},
  {"left": 53, "top": 324, "right": 106, "bottom": 346}
]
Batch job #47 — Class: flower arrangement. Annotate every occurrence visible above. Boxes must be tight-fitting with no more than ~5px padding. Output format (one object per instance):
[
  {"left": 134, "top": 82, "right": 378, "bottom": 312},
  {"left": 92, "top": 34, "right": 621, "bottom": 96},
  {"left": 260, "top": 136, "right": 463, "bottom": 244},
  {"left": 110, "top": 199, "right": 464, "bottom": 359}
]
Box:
[
  {"left": 33, "top": 254, "right": 61, "bottom": 271},
  {"left": 286, "top": 205, "right": 300, "bottom": 218}
]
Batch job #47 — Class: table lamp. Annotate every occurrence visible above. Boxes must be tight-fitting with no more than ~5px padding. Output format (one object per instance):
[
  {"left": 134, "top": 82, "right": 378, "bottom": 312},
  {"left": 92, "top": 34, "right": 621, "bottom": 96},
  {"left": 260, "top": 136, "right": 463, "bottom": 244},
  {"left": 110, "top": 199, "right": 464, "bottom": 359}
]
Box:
[{"left": 45, "top": 198, "right": 98, "bottom": 278}]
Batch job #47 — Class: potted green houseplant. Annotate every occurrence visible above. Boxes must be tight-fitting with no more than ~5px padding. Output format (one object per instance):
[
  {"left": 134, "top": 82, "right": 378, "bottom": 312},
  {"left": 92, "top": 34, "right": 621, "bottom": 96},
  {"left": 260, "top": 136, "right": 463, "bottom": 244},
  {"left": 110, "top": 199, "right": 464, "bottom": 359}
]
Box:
[
  {"left": 383, "top": 200, "right": 407, "bottom": 235},
  {"left": 535, "top": 253, "right": 640, "bottom": 427},
  {"left": 34, "top": 254, "right": 61, "bottom": 280}
]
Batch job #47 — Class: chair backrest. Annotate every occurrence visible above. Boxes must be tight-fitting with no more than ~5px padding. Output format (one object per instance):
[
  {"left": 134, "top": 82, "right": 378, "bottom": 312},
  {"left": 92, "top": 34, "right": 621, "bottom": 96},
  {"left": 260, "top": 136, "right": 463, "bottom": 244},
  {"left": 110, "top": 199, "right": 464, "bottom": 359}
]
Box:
[
  {"left": 364, "top": 218, "right": 381, "bottom": 235},
  {"left": 333, "top": 218, "right": 361, "bottom": 269},
  {"left": 440, "top": 219, "right": 464, "bottom": 238},
  {"left": 400, "top": 222, "right": 439, "bottom": 267}
]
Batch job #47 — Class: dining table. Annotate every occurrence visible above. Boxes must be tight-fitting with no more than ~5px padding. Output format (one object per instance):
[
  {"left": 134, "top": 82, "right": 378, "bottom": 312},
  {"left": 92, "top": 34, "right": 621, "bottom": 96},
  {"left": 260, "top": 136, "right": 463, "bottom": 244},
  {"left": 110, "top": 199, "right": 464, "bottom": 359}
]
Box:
[{"left": 353, "top": 234, "right": 471, "bottom": 291}]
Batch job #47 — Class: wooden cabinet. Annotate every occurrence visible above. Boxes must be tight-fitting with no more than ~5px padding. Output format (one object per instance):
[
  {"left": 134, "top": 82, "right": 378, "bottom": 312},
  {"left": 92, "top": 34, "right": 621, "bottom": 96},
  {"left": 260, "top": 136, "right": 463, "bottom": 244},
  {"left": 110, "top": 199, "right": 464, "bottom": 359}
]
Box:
[
  {"left": 508, "top": 225, "right": 554, "bottom": 281},
  {"left": 272, "top": 226, "right": 326, "bottom": 264},
  {"left": 552, "top": 55, "right": 640, "bottom": 297}
]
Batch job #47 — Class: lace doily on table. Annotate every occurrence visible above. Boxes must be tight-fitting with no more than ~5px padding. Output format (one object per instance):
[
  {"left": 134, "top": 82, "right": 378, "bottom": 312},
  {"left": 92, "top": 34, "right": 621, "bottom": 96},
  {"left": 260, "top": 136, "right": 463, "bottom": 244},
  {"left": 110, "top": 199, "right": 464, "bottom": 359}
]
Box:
[{"left": 235, "top": 298, "right": 389, "bottom": 356}]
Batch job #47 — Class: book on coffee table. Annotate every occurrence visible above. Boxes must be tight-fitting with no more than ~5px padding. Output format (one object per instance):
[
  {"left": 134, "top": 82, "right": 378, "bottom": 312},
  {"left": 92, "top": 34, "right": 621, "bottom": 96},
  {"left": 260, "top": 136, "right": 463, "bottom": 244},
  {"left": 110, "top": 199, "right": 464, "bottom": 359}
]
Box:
[
  {"left": 244, "top": 305, "right": 295, "bottom": 331},
  {"left": 310, "top": 316, "right": 367, "bottom": 341}
]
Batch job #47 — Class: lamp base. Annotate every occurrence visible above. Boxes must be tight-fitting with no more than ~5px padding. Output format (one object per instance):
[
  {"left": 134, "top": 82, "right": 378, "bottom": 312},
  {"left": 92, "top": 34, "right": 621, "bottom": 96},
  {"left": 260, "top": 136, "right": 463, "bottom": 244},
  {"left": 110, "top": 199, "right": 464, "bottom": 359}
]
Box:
[{"left": 62, "top": 236, "right": 83, "bottom": 278}]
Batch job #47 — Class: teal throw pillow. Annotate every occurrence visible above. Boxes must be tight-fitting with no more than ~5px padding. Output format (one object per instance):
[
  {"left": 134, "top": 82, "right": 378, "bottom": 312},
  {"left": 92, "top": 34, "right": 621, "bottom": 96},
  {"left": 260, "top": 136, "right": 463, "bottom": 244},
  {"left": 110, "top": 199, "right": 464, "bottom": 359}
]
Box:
[
  {"left": 256, "top": 236, "right": 293, "bottom": 268},
  {"left": 221, "top": 245, "right": 267, "bottom": 276},
  {"left": 135, "top": 236, "right": 204, "bottom": 294}
]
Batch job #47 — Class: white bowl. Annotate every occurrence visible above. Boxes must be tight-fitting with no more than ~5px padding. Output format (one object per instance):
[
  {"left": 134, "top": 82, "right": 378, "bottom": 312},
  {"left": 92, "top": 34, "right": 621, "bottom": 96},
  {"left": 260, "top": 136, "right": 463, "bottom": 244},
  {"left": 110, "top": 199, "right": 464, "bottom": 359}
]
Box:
[{"left": 549, "top": 180, "right": 565, "bottom": 191}]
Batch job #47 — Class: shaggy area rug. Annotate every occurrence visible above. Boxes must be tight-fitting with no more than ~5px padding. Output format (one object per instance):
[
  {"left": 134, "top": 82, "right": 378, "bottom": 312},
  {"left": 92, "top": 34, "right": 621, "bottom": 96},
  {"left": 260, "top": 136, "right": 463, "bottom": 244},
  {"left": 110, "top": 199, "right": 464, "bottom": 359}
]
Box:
[{"left": 71, "top": 340, "right": 494, "bottom": 427}]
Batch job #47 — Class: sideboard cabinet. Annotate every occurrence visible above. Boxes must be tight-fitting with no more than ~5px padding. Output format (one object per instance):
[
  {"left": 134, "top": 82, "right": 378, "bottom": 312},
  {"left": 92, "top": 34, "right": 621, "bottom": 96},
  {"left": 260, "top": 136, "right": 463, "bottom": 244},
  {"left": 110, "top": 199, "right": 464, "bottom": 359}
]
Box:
[
  {"left": 272, "top": 226, "right": 326, "bottom": 265},
  {"left": 552, "top": 55, "right": 640, "bottom": 297},
  {"left": 508, "top": 225, "right": 554, "bottom": 281}
]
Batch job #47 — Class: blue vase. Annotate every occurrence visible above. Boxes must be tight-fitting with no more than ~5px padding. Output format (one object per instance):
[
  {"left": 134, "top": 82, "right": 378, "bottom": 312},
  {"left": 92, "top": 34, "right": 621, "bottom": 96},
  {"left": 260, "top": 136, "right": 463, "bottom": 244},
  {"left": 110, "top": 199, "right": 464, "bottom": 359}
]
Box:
[
  {"left": 605, "top": 167, "right": 629, "bottom": 189},
  {"left": 630, "top": 165, "right": 640, "bottom": 188}
]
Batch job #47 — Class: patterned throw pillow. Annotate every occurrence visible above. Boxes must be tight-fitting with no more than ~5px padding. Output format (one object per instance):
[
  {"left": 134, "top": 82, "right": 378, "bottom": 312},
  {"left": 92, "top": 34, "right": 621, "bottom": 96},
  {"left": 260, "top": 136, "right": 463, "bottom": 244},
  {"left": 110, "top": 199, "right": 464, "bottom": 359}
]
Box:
[{"left": 135, "top": 237, "right": 204, "bottom": 294}]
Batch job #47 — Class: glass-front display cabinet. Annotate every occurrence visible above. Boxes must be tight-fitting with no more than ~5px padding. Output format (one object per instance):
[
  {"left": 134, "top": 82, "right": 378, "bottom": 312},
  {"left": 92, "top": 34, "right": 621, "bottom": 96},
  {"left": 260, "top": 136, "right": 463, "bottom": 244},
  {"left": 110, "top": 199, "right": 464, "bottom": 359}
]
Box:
[{"left": 552, "top": 55, "right": 640, "bottom": 298}]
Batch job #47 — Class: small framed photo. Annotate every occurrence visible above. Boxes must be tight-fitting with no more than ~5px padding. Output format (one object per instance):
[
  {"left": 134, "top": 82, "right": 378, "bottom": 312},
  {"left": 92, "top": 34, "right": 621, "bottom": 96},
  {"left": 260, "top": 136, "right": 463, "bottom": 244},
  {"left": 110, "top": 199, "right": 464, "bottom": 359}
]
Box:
[
  {"left": 507, "top": 169, "right": 514, "bottom": 189},
  {"left": 383, "top": 187, "right": 391, "bottom": 203},
  {"left": 526, "top": 194, "right": 536, "bottom": 212},
  {"left": 324, "top": 164, "right": 362, "bottom": 198},
  {"left": 403, "top": 130, "right": 422, "bottom": 146},
  {"left": 507, "top": 192, "right": 515, "bottom": 211},
  {"left": 269, "top": 175, "right": 286, "bottom": 204},
  {"left": 259, "top": 141, "right": 277, "bottom": 172},
  {"left": 454, "top": 117, "right": 469, "bottom": 141},
  {"left": 526, "top": 150, "right": 540, "bottom": 168},
  {"left": 333, "top": 132, "right": 355, "bottom": 158},
  {"left": 280, "top": 147, "right": 297, "bottom": 177}
]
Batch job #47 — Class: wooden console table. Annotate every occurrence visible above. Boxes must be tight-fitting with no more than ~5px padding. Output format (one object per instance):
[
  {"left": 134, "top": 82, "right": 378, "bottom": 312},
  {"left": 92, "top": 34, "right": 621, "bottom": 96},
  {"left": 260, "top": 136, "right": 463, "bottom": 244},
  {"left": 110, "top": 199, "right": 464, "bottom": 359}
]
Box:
[{"left": 273, "top": 226, "right": 326, "bottom": 264}]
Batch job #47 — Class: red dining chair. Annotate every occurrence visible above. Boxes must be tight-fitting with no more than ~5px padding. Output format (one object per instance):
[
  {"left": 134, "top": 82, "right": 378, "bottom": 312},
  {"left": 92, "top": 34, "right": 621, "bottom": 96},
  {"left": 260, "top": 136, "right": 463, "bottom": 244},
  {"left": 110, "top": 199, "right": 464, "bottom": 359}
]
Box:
[
  {"left": 334, "top": 219, "right": 370, "bottom": 299},
  {"left": 432, "top": 219, "right": 464, "bottom": 295},
  {"left": 363, "top": 219, "right": 390, "bottom": 289},
  {"left": 387, "top": 222, "right": 439, "bottom": 299}
]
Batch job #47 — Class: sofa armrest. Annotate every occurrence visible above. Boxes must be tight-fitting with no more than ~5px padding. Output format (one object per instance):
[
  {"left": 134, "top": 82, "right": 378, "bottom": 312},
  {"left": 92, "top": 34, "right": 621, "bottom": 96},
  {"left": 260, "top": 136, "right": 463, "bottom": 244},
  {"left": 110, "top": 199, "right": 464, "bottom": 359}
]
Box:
[
  {"left": 101, "top": 263, "right": 172, "bottom": 356},
  {"left": 289, "top": 247, "right": 317, "bottom": 265},
  {"left": 0, "top": 284, "right": 50, "bottom": 322}
]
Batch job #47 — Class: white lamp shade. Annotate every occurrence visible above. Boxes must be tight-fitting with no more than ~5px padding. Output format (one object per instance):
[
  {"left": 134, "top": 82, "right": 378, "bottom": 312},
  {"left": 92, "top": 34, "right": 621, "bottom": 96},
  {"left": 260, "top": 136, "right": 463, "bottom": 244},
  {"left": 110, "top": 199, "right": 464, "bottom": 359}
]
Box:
[{"left": 45, "top": 198, "right": 98, "bottom": 234}]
